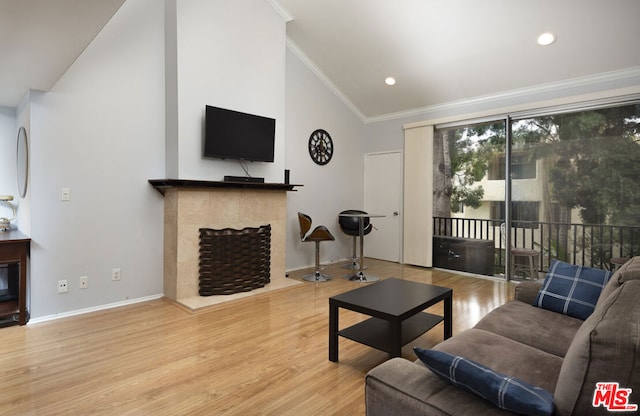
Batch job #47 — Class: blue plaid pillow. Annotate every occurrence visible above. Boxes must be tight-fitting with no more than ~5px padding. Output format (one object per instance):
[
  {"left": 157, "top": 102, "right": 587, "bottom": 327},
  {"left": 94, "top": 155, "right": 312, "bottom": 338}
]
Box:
[
  {"left": 414, "top": 348, "right": 554, "bottom": 416},
  {"left": 534, "top": 259, "right": 612, "bottom": 320}
]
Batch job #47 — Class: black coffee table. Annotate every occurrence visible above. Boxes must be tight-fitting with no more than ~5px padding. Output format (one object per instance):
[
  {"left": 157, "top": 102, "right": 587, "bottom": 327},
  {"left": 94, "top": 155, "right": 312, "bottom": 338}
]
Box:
[{"left": 329, "top": 278, "right": 452, "bottom": 362}]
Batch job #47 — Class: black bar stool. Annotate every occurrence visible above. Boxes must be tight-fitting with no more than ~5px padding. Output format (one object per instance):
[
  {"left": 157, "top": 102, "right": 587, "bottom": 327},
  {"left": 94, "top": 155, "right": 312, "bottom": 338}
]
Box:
[{"left": 338, "top": 209, "right": 372, "bottom": 270}]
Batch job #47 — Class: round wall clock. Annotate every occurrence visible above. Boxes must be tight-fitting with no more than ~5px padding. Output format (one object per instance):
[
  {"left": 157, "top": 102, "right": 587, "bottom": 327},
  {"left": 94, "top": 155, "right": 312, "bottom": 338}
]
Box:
[{"left": 308, "top": 129, "right": 333, "bottom": 165}]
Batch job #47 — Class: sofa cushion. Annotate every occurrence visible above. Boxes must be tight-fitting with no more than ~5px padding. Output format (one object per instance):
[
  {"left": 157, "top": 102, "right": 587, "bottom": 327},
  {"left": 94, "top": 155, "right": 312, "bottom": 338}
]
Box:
[
  {"left": 474, "top": 300, "right": 583, "bottom": 357},
  {"left": 414, "top": 348, "right": 554, "bottom": 416},
  {"left": 534, "top": 259, "right": 612, "bottom": 320},
  {"left": 432, "top": 329, "right": 563, "bottom": 393},
  {"left": 553, "top": 280, "right": 640, "bottom": 416},
  {"left": 596, "top": 255, "right": 640, "bottom": 309}
]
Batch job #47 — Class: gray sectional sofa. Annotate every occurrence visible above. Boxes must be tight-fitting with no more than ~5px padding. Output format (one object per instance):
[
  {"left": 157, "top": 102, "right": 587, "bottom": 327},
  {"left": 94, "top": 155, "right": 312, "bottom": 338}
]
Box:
[{"left": 365, "top": 256, "right": 640, "bottom": 416}]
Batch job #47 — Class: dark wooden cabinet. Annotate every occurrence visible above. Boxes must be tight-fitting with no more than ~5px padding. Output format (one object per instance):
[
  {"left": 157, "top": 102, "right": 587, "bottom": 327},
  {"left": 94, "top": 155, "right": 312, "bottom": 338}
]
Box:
[
  {"left": 433, "top": 236, "right": 495, "bottom": 276},
  {"left": 0, "top": 231, "right": 30, "bottom": 326}
]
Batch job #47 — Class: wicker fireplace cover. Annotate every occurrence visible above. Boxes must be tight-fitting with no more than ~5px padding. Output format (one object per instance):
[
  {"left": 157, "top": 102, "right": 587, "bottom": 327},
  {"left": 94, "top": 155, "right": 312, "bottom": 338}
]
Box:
[{"left": 199, "top": 225, "right": 271, "bottom": 296}]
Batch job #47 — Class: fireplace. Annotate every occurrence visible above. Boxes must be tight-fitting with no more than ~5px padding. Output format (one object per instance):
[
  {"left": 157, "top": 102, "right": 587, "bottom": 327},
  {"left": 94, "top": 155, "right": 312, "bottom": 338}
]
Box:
[
  {"left": 149, "top": 179, "right": 300, "bottom": 309},
  {"left": 199, "top": 225, "right": 271, "bottom": 295}
]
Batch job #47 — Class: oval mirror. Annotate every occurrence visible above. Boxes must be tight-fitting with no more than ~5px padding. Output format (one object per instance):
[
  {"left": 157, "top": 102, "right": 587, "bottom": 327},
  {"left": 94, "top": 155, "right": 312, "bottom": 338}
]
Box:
[{"left": 16, "top": 127, "right": 28, "bottom": 198}]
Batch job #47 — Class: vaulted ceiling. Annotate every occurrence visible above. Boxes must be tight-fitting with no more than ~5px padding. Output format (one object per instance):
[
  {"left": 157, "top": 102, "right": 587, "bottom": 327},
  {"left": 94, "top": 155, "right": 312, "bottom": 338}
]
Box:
[{"left": 2, "top": 0, "right": 639, "bottom": 122}]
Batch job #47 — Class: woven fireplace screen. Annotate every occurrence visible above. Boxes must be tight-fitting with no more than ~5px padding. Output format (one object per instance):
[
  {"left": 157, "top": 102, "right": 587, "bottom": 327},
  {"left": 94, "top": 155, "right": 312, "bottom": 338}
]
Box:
[{"left": 199, "top": 225, "right": 271, "bottom": 296}]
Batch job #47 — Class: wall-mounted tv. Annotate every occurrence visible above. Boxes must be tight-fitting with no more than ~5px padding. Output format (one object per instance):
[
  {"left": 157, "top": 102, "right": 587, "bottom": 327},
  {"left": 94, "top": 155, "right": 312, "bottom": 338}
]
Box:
[{"left": 204, "top": 105, "right": 275, "bottom": 162}]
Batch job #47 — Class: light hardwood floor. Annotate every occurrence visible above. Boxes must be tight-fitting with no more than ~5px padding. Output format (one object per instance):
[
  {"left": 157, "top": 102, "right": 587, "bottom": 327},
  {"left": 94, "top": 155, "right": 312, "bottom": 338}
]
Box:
[{"left": 0, "top": 260, "right": 516, "bottom": 415}]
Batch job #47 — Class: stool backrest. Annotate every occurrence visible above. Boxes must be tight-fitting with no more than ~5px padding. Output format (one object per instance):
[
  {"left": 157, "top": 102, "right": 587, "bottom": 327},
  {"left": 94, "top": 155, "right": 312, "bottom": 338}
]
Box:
[
  {"left": 339, "top": 209, "right": 370, "bottom": 231},
  {"left": 298, "top": 212, "right": 312, "bottom": 240}
]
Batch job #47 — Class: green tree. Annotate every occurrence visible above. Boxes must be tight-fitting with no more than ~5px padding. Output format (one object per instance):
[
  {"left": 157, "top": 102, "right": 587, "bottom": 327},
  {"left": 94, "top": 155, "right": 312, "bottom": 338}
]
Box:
[
  {"left": 435, "top": 122, "right": 505, "bottom": 215},
  {"left": 529, "top": 105, "right": 640, "bottom": 227},
  {"left": 514, "top": 105, "right": 640, "bottom": 263}
]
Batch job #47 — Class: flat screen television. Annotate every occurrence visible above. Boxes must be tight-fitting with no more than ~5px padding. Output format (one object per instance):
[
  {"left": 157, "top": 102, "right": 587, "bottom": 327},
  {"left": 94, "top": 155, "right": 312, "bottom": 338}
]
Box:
[{"left": 204, "top": 105, "right": 276, "bottom": 162}]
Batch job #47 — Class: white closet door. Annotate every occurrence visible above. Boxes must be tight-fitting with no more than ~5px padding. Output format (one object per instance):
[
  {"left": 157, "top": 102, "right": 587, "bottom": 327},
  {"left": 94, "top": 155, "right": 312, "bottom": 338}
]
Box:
[{"left": 364, "top": 151, "right": 402, "bottom": 262}]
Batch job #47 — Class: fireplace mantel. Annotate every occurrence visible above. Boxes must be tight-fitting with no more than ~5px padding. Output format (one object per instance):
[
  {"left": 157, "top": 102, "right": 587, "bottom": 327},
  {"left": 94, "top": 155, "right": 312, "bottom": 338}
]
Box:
[
  {"left": 151, "top": 178, "right": 300, "bottom": 310},
  {"left": 149, "top": 179, "right": 301, "bottom": 195}
]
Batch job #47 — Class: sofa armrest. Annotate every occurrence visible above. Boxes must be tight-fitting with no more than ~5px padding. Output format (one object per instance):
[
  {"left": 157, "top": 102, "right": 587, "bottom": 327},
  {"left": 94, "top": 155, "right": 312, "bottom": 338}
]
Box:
[{"left": 514, "top": 280, "right": 543, "bottom": 304}]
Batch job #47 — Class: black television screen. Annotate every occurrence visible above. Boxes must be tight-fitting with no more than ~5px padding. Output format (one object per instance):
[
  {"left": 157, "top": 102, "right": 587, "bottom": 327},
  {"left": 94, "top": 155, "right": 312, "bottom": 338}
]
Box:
[{"left": 204, "top": 105, "right": 275, "bottom": 162}]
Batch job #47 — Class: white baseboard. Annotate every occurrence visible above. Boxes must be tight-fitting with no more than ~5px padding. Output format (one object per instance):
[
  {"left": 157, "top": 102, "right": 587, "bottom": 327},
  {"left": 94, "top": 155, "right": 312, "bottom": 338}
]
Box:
[{"left": 28, "top": 294, "right": 164, "bottom": 325}]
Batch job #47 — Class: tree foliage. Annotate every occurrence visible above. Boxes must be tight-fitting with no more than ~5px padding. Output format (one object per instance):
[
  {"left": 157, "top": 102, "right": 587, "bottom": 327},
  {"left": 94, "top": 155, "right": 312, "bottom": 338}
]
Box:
[
  {"left": 447, "top": 122, "right": 505, "bottom": 212},
  {"left": 527, "top": 105, "right": 640, "bottom": 226}
]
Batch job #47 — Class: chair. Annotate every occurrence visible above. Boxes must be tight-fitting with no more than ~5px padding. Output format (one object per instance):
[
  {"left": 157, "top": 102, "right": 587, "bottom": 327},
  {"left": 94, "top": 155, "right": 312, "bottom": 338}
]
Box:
[
  {"left": 298, "top": 212, "right": 335, "bottom": 282},
  {"left": 338, "top": 210, "right": 372, "bottom": 270},
  {"left": 501, "top": 223, "right": 540, "bottom": 280}
]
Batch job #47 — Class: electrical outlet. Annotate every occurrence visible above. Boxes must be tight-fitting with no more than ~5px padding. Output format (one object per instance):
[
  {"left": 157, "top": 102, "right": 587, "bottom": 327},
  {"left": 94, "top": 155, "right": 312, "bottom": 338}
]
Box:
[
  {"left": 112, "top": 268, "right": 121, "bottom": 281},
  {"left": 79, "top": 276, "right": 88, "bottom": 289},
  {"left": 58, "top": 279, "right": 68, "bottom": 293}
]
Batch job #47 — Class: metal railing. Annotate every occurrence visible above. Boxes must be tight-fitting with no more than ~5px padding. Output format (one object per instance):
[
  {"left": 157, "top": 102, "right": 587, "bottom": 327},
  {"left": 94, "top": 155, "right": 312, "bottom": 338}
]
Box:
[{"left": 433, "top": 217, "right": 640, "bottom": 274}]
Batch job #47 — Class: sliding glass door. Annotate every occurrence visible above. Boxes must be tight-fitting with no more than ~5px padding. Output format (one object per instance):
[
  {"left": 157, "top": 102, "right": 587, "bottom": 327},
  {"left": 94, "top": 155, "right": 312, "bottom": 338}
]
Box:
[{"left": 432, "top": 101, "right": 640, "bottom": 280}]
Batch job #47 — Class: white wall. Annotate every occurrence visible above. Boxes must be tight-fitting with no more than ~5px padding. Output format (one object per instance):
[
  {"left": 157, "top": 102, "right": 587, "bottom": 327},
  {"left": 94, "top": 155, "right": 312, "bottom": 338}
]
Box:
[
  {"left": 284, "top": 48, "right": 365, "bottom": 270},
  {"left": 0, "top": 106, "right": 16, "bottom": 206},
  {"left": 167, "top": 0, "right": 286, "bottom": 183},
  {"left": 27, "top": 0, "right": 165, "bottom": 319},
  {"left": 0, "top": 103, "right": 29, "bottom": 233},
  {"left": 0, "top": 107, "right": 14, "bottom": 292}
]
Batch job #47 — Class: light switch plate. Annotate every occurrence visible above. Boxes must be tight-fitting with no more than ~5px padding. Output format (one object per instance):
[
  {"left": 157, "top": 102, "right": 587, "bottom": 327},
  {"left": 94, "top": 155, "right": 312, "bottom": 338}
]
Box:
[{"left": 61, "top": 188, "right": 71, "bottom": 201}]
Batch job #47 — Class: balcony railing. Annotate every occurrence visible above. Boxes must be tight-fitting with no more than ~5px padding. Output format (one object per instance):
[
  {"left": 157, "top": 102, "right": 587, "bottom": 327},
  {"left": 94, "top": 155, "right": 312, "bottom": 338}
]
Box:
[{"left": 433, "top": 217, "right": 640, "bottom": 275}]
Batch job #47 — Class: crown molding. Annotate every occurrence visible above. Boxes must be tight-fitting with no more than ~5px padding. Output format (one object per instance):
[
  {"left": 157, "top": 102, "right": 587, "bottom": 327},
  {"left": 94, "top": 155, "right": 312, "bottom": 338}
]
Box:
[
  {"left": 266, "top": 0, "right": 294, "bottom": 23},
  {"left": 367, "top": 66, "right": 640, "bottom": 124},
  {"left": 403, "top": 87, "right": 640, "bottom": 131}
]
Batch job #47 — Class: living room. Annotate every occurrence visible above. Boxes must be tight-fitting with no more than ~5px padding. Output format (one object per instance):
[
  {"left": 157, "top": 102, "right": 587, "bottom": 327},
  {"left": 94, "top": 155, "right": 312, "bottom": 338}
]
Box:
[
  {"left": 1, "top": 0, "right": 638, "bottom": 322},
  {"left": 0, "top": 0, "right": 639, "bottom": 414}
]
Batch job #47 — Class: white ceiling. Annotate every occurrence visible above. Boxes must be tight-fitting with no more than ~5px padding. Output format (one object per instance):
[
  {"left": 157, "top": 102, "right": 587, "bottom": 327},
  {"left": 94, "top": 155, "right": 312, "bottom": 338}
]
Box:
[
  {"left": 277, "top": 0, "right": 640, "bottom": 120},
  {"left": 0, "top": 0, "right": 126, "bottom": 108},
  {"left": 2, "top": 0, "right": 639, "bottom": 121}
]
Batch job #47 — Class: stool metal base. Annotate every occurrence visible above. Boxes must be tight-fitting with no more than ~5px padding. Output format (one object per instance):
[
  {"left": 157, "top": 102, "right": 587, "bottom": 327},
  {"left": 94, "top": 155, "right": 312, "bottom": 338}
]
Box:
[
  {"left": 303, "top": 271, "right": 332, "bottom": 282},
  {"left": 341, "top": 259, "right": 368, "bottom": 271},
  {"left": 344, "top": 272, "right": 379, "bottom": 283}
]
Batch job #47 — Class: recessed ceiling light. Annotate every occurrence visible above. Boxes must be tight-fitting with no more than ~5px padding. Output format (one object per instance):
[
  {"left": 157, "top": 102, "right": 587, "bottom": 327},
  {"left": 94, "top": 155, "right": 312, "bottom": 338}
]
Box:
[
  {"left": 385, "top": 77, "right": 396, "bottom": 86},
  {"left": 537, "top": 32, "right": 556, "bottom": 46}
]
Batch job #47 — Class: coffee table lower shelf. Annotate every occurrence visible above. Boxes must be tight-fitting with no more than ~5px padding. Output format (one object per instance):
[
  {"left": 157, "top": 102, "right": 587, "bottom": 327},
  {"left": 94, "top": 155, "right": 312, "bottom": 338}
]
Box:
[{"left": 338, "top": 312, "right": 444, "bottom": 355}]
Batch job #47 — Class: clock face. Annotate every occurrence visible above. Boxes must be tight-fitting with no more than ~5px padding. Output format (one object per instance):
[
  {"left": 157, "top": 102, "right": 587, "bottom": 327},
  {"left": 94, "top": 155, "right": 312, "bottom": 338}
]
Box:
[{"left": 308, "top": 129, "right": 333, "bottom": 165}]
